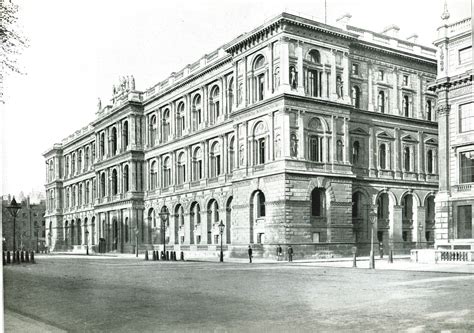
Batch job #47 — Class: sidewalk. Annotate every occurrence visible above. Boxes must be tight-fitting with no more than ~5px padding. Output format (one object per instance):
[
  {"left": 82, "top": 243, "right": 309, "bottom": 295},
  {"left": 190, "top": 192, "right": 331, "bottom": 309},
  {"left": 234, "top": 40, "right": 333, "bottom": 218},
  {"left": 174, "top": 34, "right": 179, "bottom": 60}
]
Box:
[
  {"left": 4, "top": 309, "right": 66, "bottom": 333},
  {"left": 34, "top": 253, "right": 474, "bottom": 274}
]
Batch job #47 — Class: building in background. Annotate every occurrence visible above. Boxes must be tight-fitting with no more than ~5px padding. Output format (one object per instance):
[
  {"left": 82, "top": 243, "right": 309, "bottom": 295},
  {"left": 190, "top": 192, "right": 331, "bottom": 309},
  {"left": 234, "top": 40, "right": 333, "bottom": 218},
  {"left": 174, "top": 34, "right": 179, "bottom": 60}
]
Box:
[
  {"left": 2, "top": 195, "right": 46, "bottom": 251},
  {"left": 431, "top": 7, "right": 473, "bottom": 249},
  {"left": 44, "top": 11, "right": 438, "bottom": 257}
]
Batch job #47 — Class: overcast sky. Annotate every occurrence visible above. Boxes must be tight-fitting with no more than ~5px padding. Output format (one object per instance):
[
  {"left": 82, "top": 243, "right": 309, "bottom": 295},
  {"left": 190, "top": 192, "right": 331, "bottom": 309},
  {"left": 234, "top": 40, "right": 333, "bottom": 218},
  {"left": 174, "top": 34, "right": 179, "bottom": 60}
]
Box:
[{"left": 1, "top": 0, "right": 472, "bottom": 196}]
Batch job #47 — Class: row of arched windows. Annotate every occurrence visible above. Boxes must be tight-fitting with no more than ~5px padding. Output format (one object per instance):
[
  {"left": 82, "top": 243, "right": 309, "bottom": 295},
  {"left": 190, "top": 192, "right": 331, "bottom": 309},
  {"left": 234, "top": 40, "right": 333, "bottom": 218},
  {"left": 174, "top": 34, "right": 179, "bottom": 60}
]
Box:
[
  {"left": 64, "top": 179, "right": 96, "bottom": 208},
  {"left": 98, "top": 164, "right": 130, "bottom": 198},
  {"left": 63, "top": 143, "right": 95, "bottom": 180}
]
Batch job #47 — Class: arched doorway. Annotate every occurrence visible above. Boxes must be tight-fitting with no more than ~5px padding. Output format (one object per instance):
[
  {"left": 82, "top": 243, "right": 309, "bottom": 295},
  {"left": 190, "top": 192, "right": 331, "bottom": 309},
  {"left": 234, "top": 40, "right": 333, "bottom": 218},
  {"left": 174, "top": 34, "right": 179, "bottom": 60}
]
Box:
[
  {"left": 207, "top": 199, "right": 219, "bottom": 244},
  {"left": 352, "top": 191, "right": 368, "bottom": 243},
  {"left": 425, "top": 195, "right": 435, "bottom": 246},
  {"left": 77, "top": 219, "right": 82, "bottom": 245},
  {"left": 190, "top": 202, "right": 200, "bottom": 244},
  {"left": 377, "top": 193, "right": 390, "bottom": 246},
  {"left": 401, "top": 193, "right": 417, "bottom": 244},
  {"left": 175, "top": 204, "right": 184, "bottom": 244},
  {"left": 113, "top": 219, "right": 118, "bottom": 251},
  {"left": 250, "top": 190, "right": 266, "bottom": 244},
  {"left": 70, "top": 220, "right": 75, "bottom": 246}
]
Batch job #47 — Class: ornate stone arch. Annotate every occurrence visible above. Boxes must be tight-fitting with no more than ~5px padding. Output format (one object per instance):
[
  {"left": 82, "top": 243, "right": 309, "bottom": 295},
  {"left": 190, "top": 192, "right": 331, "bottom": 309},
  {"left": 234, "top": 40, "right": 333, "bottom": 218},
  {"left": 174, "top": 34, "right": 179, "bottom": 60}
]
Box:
[
  {"left": 399, "top": 190, "right": 421, "bottom": 207},
  {"left": 374, "top": 189, "right": 398, "bottom": 206},
  {"left": 306, "top": 177, "right": 336, "bottom": 202}
]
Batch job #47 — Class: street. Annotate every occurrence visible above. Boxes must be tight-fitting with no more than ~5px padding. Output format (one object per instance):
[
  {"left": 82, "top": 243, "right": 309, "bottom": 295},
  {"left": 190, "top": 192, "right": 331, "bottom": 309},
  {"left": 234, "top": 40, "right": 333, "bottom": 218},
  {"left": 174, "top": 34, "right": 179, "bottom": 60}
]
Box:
[{"left": 4, "top": 256, "right": 474, "bottom": 332}]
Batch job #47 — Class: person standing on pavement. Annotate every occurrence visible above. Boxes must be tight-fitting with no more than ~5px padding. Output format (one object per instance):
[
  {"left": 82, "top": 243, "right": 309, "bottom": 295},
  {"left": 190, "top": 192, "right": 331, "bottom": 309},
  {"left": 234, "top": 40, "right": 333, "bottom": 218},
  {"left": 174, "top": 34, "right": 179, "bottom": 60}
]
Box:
[
  {"left": 287, "top": 245, "right": 293, "bottom": 262},
  {"left": 276, "top": 244, "right": 282, "bottom": 261},
  {"left": 248, "top": 245, "right": 253, "bottom": 263}
]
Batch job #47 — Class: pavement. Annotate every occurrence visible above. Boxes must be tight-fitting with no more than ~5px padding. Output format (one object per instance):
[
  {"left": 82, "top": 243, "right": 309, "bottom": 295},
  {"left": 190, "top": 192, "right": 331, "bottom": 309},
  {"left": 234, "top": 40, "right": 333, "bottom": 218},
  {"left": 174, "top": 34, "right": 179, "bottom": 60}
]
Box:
[{"left": 4, "top": 253, "right": 474, "bottom": 332}]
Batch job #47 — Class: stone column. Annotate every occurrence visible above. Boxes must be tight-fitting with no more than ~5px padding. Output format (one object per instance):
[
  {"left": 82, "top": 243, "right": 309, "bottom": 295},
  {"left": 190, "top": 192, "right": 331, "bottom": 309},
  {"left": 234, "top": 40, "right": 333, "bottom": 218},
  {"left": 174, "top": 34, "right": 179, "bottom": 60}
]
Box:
[
  {"left": 297, "top": 110, "right": 305, "bottom": 159},
  {"left": 417, "top": 131, "right": 425, "bottom": 180},
  {"left": 222, "top": 135, "right": 227, "bottom": 175},
  {"left": 268, "top": 43, "right": 274, "bottom": 94},
  {"left": 369, "top": 127, "right": 376, "bottom": 176},
  {"left": 234, "top": 61, "right": 239, "bottom": 109},
  {"left": 268, "top": 112, "right": 274, "bottom": 161},
  {"left": 330, "top": 116, "right": 336, "bottom": 166},
  {"left": 393, "top": 69, "right": 399, "bottom": 115},
  {"left": 234, "top": 125, "right": 240, "bottom": 169},
  {"left": 415, "top": 206, "right": 426, "bottom": 244},
  {"left": 202, "top": 141, "right": 208, "bottom": 179},
  {"left": 393, "top": 128, "right": 401, "bottom": 178},
  {"left": 368, "top": 62, "right": 374, "bottom": 111},
  {"left": 202, "top": 86, "right": 208, "bottom": 126},
  {"left": 243, "top": 57, "right": 248, "bottom": 107},
  {"left": 170, "top": 102, "right": 175, "bottom": 139},
  {"left": 343, "top": 117, "right": 350, "bottom": 163},
  {"left": 279, "top": 38, "right": 291, "bottom": 92},
  {"left": 330, "top": 50, "right": 337, "bottom": 100},
  {"left": 390, "top": 205, "right": 403, "bottom": 249},
  {"left": 342, "top": 52, "right": 350, "bottom": 100},
  {"left": 296, "top": 42, "right": 304, "bottom": 94}
]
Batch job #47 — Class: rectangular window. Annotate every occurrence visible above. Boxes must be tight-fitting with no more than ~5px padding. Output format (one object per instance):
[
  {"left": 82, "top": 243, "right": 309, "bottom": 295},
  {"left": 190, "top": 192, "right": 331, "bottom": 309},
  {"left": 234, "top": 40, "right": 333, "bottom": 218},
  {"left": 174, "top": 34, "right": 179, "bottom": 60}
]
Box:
[
  {"left": 351, "top": 63, "right": 359, "bottom": 75},
  {"left": 460, "top": 103, "right": 474, "bottom": 133},
  {"left": 457, "top": 205, "right": 472, "bottom": 239},
  {"left": 402, "top": 75, "right": 409, "bottom": 86},
  {"left": 460, "top": 151, "right": 474, "bottom": 183},
  {"left": 312, "top": 232, "right": 320, "bottom": 243},
  {"left": 196, "top": 235, "right": 201, "bottom": 244},
  {"left": 378, "top": 70, "right": 384, "bottom": 81},
  {"left": 459, "top": 46, "right": 472, "bottom": 65}
]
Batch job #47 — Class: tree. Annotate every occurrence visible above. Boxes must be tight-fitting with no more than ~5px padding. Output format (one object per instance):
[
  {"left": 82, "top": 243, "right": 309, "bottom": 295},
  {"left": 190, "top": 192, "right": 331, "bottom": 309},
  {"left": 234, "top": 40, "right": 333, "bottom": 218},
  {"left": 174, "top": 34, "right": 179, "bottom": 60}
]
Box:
[{"left": 1, "top": 0, "right": 29, "bottom": 102}]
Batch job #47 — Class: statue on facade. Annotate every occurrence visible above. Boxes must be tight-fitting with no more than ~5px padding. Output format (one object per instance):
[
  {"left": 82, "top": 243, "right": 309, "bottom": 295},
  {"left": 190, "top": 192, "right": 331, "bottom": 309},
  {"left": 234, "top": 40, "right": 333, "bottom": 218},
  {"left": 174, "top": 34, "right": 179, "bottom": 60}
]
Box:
[
  {"left": 336, "top": 75, "right": 343, "bottom": 98},
  {"left": 274, "top": 67, "right": 280, "bottom": 90},
  {"left": 290, "top": 134, "right": 298, "bottom": 157},
  {"left": 130, "top": 75, "right": 136, "bottom": 90},
  {"left": 238, "top": 83, "right": 243, "bottom": 105},
  {"left": 290, "top": 66, "right": 297, "bottom": 89},
  {"left": 239, "top": 145, "right": 245, "bottom": 165},
  {"left": 97, "top": 98, "right": 102, "bottom": 112}
]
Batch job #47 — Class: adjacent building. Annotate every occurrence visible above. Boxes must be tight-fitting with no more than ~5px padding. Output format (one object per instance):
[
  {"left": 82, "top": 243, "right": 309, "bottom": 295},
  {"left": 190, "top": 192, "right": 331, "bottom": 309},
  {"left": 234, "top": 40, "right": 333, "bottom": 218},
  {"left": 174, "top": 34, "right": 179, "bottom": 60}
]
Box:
[
  {"left": 2, "top": 195, "right": 46, "bottom": 251},
  {"left": 431, "top": 10, "right": 473, "bottom": 249},
  {"left": 44, "top": 12, "right": 438, "bottom": 257}
]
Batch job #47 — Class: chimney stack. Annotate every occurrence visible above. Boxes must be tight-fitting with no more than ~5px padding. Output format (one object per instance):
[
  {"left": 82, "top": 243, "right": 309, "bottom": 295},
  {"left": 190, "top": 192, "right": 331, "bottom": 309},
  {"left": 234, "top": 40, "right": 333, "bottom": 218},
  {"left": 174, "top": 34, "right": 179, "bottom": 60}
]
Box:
[{"left": 381, "top": 25, "right": 400, "bottom": 38}]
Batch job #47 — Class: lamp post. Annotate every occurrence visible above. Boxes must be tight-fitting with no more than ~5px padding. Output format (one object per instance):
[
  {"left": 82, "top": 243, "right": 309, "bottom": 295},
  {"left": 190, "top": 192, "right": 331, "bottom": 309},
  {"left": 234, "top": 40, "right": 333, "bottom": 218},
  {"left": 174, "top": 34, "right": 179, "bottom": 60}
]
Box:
[
  {"left": 218, "top": 220, "right": 225, "bottom": 263},
  {"left": 6, "top": 197, "right": 21, "bottom": 251},
  {"left": 47, "top": 232, "right": 51, "bottom": 254},
  {"left": 85, "top": 229, "right": 89, "bottom": 255},
  {"left": 34, "top": 224, "right": 40, "bottom": 253},
  {"left": 369, "top": 211, "right": 377, "bottom": 269},
  {"left": 135, "top": 228, "right": 139, "bottom": 257},
  {"left": 418, "top": 223, "right": 423, "bottom": 249},
  {"left": 159, "top": 207, "right": 169, "bottom": 258}
]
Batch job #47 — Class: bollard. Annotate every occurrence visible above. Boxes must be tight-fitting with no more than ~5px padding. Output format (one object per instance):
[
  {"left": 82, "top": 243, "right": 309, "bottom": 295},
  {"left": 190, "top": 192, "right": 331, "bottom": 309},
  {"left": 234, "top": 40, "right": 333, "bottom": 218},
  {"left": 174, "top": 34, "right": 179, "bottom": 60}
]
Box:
[
  {"left": 16, "top": 251, "right": 20, "bottom": 264},
  {"left": 352, "top": 252, "right": 357, "bottom": 268},
  {"left": 172, "top": 251, "right": 175, "bottom": 261},
  {"left": 6, "top": 251, "right": 11, "bottom": 264},
  {"left": 180, "top": 251, "right": 184, "bottom": 261},
  {"left": 145, "top": 250, "right": 149, "bottom": 261},
  {"left": 161, "top": 251, "right": 165, "bottom": 260},
  {"left": 154, "top": 251, "right": 158, "bottom": 261},
  {"left": 388, "top": 249, "right": 393, "bottom": 263},
  {"left": 166, "top": 251, "right": 169, "bottom": 261},
  {"left": 20, "top": 251, "right": 25, "bottom": 263},
  {"left": 25, "top": 251, "right": 30, "bottom": 263},
  {"left": 30, "top": 251, "right": 35, "bottom": 263}
]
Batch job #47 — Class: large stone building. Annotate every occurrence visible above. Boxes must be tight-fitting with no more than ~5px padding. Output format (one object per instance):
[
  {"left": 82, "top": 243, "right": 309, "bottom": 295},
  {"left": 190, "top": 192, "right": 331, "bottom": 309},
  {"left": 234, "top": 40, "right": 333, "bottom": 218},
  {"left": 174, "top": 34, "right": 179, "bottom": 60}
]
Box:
[
  {"left": 2, "top": 195, "right": 46, "bottom": 251},
  {"left": 44, "top": 12, "right": 438, "bottom": 257},
  {"left": 431, "top": 9, "right": 473, "bottom": 249}
]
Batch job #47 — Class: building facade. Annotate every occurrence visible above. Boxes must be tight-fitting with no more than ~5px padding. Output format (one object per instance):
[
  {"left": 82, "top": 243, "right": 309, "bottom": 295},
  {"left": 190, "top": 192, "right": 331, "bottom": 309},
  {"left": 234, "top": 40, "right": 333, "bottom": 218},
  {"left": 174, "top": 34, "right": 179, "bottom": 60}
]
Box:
[
  {"left": 2, "top": 195, "right": 46, "bottom": 251},
  {"left": 431, "top": 12, "right": 473, "bottom": 249},
  {"left": 44, "top": 12, "right": 438, "bottom": 257}
]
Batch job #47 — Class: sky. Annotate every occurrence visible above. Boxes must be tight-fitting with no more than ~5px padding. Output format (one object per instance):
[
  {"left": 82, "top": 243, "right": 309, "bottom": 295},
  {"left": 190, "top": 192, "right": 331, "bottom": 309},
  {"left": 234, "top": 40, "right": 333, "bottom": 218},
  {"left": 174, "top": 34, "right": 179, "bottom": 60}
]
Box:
[{"left": 1, "top": 0, "right": 472, "bottom": 197}]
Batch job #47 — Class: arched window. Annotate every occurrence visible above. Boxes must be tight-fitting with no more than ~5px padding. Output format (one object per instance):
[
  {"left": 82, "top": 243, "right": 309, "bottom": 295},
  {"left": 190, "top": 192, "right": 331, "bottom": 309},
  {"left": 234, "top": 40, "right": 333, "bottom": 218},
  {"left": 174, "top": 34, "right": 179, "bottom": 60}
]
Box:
[
  {"left": 402, "top": 194, "right": 413, "bottom": 220},
  {"left": 124, "top": 217, "right": 129, "bottom": 243},
  {"left": 85, "top": 181, "right": 90, "bottom": 204},
  {"left": 378, "top": 91, "right": 385, "bottom": 113},
  {"left": 78, "top": 150, "right": 83, "bottom": 173},
  {"left": 78, "top": 184, "right": 83, "bottom": 205},
  {"left": 123, "top": 164, "right": 129, "bottom": 192},
  {"left": 150, "top": 161, "right": 157, "bottom": 190},
  {"left": 100, "top": 132, "right": 105, "bottom": 157},
  {"left": 210, "top": 86, "right": 220, "bottom": 124},
  {"left": 123, "top": 120, "right": 129, "bottom": 148},
  {"left": 100, "top": 172, "right": 106, "bottom": 197},
  {"left": 229, "top": 137, "right": 235, "bottom": 173},
  {"left": 352, "top": 141, "right": 360, "bottom": 164},
  {"left": 256, "top": 191, "right": 266, "bottom": 217},
  {"left": 336, "top": 140, "right": 344, "bottom": 162},
  {"left": 253, "top": 122, "right": 267, "bottom": 165},
  {"left": 72, "top": 153, "right": 76, "bottom": 175},
  {"left": 352, "top": 86, "right": 361, "bottom": 108},
  {"left": 403, "top": 95, "right": 410, "bottom": 117},
  {"left": 112, "top": 169, "right": 118, "bottom": 195},
  {"left": 65, "top": 187, "right": 70, "bottom": 208},
  {"left": 72, "top": 185, "right": 76, "bottom": 206},
  {"left": 150, "top": 115, "right": 157, "bottom": 147},
  {"left": 210, "top": 142, "right": 221, "bottom": 177},
  {"left": 427, "top": 149, "right": 434, "bottom": 174},
  {"left": 176, "top": 102, "right": 185, "bottom": 137},
  {"left": 379, "top": 143, "right": 387, "bottom": 169},
  {"left": 228, "top": 77, "right": 234, "bottom": 112},
  {"left": 377, "top": 193, "right": 389, "bottom": 219},
  {"left": 426, "top": 100, "right": 433, "bottom": 121},
  {"left": 253, "top": 55, "right": 266, "bottom": 102},
  {"left": 404, "top": 146, "right": 411, "bottom": 171},
  {"left": 193, "top": 147, "right": 203, "bottom": 180},
  {"left": 308, "top": 118, "right": 324, "bottom": 162},
  {"left": 306, "top": 50, "right": 323, "bottom": 97},
  {"left": 162, "top": 109, "right": 170, "bottom": 143},
  {"left": 85, "top": 147, "right": 90, "bottom": 170},
  {"left": 177, "top": 153, "right": 186, "bottom": 184},
  {"left": 111, "top": 127, "right": 118, "bottom": 156},
  {"left": 163, "top": 157, "right": 171, "bottom": 188},
  {"left": 192, "top": 95, "right": 202, "bottom": 131},
  {"left": 65, "top": 156, "right": 70, "bottom": 178},
  {"left": 311, "top": 188, "right": 325, "bottom": 217}
]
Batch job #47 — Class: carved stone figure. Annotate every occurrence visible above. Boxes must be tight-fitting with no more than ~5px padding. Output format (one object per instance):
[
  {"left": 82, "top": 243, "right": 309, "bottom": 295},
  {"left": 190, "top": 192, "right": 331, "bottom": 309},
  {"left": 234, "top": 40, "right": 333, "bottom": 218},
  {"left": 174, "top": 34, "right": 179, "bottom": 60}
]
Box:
[
  {"left": 290, "top": 66, "right": 297, "bottom": 89},
  {"left": 274, "top": 67, "right": 280, "bottom": 90},
  {"left": 97, "top": 98, "right": 102, "bottom": 112},
  {"left": 238, "top": 83, "right": 243, "bottom": 105},
  {"left": 290, "top": 134, "right": 298, "bottom": 157},
  {"left": 336, "top": 75, "right": 343, "bottom": 98},
  {"left": 239, "top": 145, "right": 244, "bottom": 165},
  {"left": 130, "top": 75, "right": 136, "bottom": 90}
]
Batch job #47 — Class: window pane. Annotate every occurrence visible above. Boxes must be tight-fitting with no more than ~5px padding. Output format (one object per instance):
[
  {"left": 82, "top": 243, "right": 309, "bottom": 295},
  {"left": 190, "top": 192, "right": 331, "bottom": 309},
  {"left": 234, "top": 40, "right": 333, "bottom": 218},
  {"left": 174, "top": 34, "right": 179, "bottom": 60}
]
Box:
[
  {"left": 460, "top": 151, "right": 474, "bottom": 183},
  {"left": 459, "top": 46, "right": 472, "bottom": 65},
  {"left": 457, "top": 205, "right": 472, "bottom": 239},
  {"left": 460, "top": 103, "right": 474, "bottom": 133}
]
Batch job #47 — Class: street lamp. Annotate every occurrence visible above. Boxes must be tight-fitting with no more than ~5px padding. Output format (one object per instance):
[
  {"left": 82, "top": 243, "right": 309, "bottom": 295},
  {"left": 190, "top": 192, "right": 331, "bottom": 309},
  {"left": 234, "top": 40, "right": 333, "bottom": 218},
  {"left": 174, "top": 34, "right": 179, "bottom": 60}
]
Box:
[
  {"left": 159, "top": 207, "right": 169, "bottom": 259},
  {"left": 85, "top": 229, "right": 89, "bottom": 255},
  {"left": 34, "top": 224, "right": 40, "bottom": 253},
  {"left": 418, "top": 223, "right": 423, "bottom": 249},
  {"left": 369, "top": 211, "right": 377, "bottom": 269},
  {"left": 6, "top": 197, "right": 21, "bottom": 251},
  {"left": 218, "top": 220, "right": 225, "bottom": 263},
  {"left": 47, "top": 232, "right": 52, "bottom": 254},
  {"left": 134, "top": 228, "right": 139, "bottom": 257}
]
